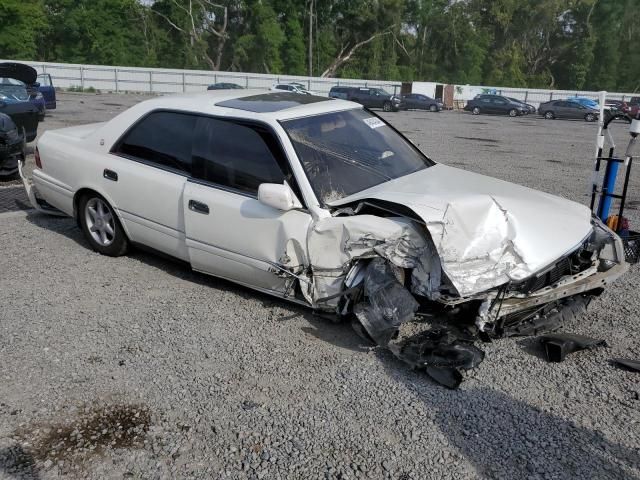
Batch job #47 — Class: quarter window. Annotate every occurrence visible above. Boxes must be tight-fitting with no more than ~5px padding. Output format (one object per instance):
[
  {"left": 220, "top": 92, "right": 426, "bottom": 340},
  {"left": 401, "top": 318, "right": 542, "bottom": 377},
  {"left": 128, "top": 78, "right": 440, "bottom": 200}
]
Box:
[
  {"left": 114, "top": 111, "right": 196, "bottom": 174},
  {"left": 192, "top": 117, "right": 286, "bottom": 195}
]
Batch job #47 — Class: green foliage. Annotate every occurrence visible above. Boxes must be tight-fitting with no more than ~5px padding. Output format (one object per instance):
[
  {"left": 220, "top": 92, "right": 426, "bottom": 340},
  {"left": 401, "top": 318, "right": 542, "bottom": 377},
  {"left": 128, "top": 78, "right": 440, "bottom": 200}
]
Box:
[
  {"left": 0, "top": 0, "right": 47, "bottom": 60},
  {"left": 1, "top": 0, "right": 638, "bottom": 91}
]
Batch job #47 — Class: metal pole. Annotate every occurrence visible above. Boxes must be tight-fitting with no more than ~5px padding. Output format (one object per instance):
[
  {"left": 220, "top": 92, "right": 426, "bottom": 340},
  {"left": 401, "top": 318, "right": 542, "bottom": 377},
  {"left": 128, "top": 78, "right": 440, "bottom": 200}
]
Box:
[
  {"left": 115, "top": 68, "right": 119, "bottom": 93},
  {"left": 80, "top": 66, "right": 85, "bottom": 89},
  {"left": 149, "top": 71, "right": 153, "bottom": 93}
]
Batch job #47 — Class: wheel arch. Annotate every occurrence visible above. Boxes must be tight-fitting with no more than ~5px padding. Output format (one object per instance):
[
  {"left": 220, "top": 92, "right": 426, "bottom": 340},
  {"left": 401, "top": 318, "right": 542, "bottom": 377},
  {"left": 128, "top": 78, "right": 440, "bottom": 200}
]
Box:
[{"left": 72, "top": 187, "right": 131, "bottom": 239}]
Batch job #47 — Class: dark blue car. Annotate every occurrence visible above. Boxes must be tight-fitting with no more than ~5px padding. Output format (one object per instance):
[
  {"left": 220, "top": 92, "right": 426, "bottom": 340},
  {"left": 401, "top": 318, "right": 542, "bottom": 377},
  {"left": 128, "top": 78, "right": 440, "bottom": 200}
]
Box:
[{"left": 0, "top": 63, "right": 40, "bottom": 142}]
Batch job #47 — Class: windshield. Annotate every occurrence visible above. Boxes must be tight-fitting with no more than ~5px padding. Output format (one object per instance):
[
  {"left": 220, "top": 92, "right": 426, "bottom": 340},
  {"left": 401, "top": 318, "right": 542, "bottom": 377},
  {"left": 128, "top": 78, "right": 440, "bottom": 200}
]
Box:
[
  {"left": 282, "top": 109, "right": 434, "bottom": 204},
  {"left": 373, "top": 88, "right": 391, "bottom": 96}
]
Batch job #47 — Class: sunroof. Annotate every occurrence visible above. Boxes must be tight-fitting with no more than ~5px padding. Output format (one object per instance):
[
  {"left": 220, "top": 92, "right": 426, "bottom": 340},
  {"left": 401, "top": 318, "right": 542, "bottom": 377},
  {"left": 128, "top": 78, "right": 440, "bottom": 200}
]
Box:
[{"left": 216, "top": 92, "right": 330, "bottom": 113}]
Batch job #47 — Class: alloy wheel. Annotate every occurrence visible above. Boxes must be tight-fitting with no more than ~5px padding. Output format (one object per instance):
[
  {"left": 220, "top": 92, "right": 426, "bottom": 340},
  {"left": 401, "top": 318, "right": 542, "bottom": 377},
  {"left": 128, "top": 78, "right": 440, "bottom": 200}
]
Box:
[{"left": 85, "top": 197, "right": 116, "bottom": 247}]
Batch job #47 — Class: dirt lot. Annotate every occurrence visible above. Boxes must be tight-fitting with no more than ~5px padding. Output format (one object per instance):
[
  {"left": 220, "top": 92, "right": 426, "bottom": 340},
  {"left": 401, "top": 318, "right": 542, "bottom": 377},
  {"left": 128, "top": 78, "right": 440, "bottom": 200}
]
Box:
[{"left": 1, "top": 92, "right": 639, "bottom": 479}]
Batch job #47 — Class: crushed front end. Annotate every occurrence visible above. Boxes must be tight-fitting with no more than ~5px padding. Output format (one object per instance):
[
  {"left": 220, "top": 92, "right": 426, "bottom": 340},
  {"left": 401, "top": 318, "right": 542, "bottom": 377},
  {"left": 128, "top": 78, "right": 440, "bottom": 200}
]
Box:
[{"left": 305, "top": 205, "right": 627, "bottom": 389}]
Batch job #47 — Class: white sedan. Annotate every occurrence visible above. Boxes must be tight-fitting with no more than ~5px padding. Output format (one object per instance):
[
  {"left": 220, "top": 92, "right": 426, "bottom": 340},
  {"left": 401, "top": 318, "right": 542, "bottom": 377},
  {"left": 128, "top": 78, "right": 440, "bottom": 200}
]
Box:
[{"left": 21, "top": 90, "right": 628, "bottom": 386}]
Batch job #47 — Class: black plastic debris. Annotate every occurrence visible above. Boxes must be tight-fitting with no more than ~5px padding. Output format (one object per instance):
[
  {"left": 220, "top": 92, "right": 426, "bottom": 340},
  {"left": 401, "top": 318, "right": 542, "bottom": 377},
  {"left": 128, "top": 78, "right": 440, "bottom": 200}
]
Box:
[
  {"left": 354, "top": 258, "right": 419, "bottom": 345},
  {"left": 610, "top": 358, "right": 640, "bottom": 372},
  {"left": 395, "top": 328, "right": 485, "bottom": 389},
  {"left": 539, "top": 333, "right": 607, "bottom": 362},
  {"left": 353, "top": 259, "right": 485, "bottom": 389}
]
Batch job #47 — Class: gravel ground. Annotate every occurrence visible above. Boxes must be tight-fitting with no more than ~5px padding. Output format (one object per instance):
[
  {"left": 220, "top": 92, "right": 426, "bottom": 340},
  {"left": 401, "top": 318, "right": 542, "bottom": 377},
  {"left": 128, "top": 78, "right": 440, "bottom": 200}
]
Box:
[{"left": 1, "top": 92, "right": 639, "bottom": 480}]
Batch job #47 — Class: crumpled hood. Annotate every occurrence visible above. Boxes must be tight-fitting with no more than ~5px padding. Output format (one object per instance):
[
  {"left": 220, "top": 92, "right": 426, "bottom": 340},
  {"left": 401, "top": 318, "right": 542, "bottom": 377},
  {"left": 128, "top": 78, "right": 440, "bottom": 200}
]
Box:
[{"left": 329, "top": 164, "right": 594, "bottom": 296}]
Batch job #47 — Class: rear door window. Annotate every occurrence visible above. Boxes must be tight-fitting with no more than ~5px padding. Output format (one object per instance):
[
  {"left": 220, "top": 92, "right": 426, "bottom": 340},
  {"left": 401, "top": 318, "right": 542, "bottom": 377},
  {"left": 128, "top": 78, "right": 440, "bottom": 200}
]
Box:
[
  {"left": 191, "top": 117, "right": 287, "bottom": 196},
  {"left": 113, "top": 111, "right": 197, "bottom": 174}
]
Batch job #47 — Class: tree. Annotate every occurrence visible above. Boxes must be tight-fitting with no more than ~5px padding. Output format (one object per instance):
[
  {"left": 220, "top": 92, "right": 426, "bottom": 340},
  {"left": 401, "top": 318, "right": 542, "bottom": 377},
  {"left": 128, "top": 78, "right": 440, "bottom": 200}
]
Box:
[
  {"left": 0, "top": 0, "right": 47, "bottom": 60},
  {"left": 151, "top": 0, "right": 230, "bottom": 70}
]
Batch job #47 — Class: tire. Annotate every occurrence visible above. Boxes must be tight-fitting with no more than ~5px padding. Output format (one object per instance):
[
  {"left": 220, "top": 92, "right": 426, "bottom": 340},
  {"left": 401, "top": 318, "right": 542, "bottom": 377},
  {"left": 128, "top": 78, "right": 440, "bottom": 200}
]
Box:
[
  {"left": 78, "top": 193, "right": 129, "bottom": 256},
  {"left": 509, "top": 109, "right": 518, "bottom": 117},
  {"left": 382, "top": 101, "right": 392, "bottom": 112},
  {"left": 429, "top": 104, "right": 437, "bottom": 112},
  {"left": 544, "top": 111, "right": 555, "bottom": 120},
  {"left": 585, "top": 113, "right": 596, "bottom": 122},
  {"left": 472, "top": 107, "right": 480, "bottom": 115}
]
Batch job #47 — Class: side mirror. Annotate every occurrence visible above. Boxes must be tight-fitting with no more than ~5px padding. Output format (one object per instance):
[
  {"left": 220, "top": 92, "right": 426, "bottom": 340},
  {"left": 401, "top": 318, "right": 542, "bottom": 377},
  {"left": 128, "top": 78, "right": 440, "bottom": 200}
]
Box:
[
  {"left": 258, "top": 183, "right": 302, "bottom": 211},
  {"left": 33, "top": 82, "right": 40, "bottom": 88}
]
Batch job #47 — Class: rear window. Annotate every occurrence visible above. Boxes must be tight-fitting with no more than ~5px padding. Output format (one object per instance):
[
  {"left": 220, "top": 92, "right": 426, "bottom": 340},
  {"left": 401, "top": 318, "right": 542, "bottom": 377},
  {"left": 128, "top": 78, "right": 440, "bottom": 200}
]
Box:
[{"left": 113, "top": 111, "right": 197, "bottom": 174}]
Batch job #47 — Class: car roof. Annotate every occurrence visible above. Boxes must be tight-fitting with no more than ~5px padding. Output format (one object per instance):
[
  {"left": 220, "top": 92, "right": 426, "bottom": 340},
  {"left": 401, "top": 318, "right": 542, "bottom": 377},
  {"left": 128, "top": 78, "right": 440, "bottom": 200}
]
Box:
[{"left": 129, "top": 90, "right": 359, "bottom": 121}]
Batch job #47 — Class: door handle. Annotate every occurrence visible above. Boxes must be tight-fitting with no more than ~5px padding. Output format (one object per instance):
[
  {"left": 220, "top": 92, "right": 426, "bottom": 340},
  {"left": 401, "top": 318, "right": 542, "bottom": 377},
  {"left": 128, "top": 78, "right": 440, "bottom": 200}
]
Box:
[
  {"left": 188, "top": 200, "right": 209, "bottom": 214},
  {"left": 103, "top": 169, "right": 118, "bottom": 181}
]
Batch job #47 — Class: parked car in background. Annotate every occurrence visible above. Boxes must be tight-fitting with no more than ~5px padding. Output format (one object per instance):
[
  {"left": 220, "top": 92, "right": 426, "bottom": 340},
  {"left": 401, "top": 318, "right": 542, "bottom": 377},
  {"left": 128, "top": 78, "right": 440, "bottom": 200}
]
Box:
[
  {"left": 36, "top": 73, "right": 57, "bottom": 110},
  {"left": 0, "top": 66, "right": 40, "bottom": 142},
  {"left": 538, "top": 100, "right": 599, "bottom": 122},
  {"left": 0, "top": 112, "right": 25, "bottom": 177},
  {"left": 624, "top": 103, "right": 639, "bottom": 119},
  {"left": 207, "top": 82, "right": 244, "bottom": 90},
  {"left": 463, "top": 95, "right": 527, "bottom": 117},
  {"left": 0, "top": 77, "right": 45, "bottom": 121},
  {"left": 506, "top": 97, "right": 536, "bottom": 114},
  {"left": 347, "top": 87, "right": 401, "bottom": 112},
  {"left": 567, "top": 96, "right": 600, "bottom": 110},
  {"left": 271, "top": 83, "right": 316, "bottom": 95},
  {"left": 328, "top": 86, "right": 353, "bottom": 100},
  {"left": 605, "top": 99, "right": 625, "bottom": 113},
  {"left": 400, "top": 93, "right": 443, "bottom": 112}
]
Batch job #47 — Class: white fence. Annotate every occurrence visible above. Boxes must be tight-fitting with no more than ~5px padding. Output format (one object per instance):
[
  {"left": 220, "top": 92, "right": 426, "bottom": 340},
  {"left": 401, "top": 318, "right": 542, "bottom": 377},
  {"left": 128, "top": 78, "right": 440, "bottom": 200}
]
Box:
[
  {"left": 3, "top": 60, "right": 402, "bottom": 96},
  {"left": 4, "top": 59, "right": 638, "bottom": 108}
]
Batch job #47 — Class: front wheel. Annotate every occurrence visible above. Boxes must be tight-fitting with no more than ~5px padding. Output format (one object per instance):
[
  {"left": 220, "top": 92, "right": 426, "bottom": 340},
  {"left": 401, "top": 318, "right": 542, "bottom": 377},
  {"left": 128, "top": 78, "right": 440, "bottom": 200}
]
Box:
[
  {"left": 509, "top": 109, "right": 518, "bottom": 117},
  {"left": 472, "top": 107, "right": 481, "bottom": 115},
  {"left": 544, "top": 111, "right": 555, "bottom": 120},
  {"left": 429, "top": 104, "right": 438, "bottom": 112},
  {"left": 79, "top": 193, "right": 129, "bottom": 256},
  {"left": 585, "top": 113, "right": 596, "bottom": 122},
  {"left": 383, "top": 101, "right": 392, "bottom": 112}
]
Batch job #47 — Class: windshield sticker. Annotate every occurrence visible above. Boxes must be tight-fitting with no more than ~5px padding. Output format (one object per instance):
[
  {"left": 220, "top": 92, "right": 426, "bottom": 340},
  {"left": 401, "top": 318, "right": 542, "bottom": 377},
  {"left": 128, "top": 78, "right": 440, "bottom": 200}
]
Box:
[{"left": 363, "top": 117, "right": 385, "bottom": 129}]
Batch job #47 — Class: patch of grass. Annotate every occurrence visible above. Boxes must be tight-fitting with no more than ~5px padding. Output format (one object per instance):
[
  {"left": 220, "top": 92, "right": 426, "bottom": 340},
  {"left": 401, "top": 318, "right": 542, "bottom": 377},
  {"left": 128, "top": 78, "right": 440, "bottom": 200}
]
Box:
[{"left": 66, "top": 86, "right": 100, "bottom": 93}]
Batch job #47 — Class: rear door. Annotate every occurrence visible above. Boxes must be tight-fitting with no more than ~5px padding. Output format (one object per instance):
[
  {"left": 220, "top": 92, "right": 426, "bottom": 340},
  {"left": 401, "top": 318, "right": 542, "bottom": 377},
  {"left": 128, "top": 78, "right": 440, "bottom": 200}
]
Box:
[
  {"left": 183, "top": 116, "right": 312, "bottom": 293},
  {"left": 403, "top": 94, "right": 416, "bottom": 109},
  {"left": 479, "top": 97, "right": 493, "bottom": 113},
  {"left": 566, "top": 102, "right": 583, "bottom": 119},
  {"left": 554, "top": 101, "right": 570, "bottom": 118},
  {"left": 491, "top": 97, "right": 509, "bottom": 114},
  {"left": 108, "top": 110, "right": 194, "bottom": 261}
]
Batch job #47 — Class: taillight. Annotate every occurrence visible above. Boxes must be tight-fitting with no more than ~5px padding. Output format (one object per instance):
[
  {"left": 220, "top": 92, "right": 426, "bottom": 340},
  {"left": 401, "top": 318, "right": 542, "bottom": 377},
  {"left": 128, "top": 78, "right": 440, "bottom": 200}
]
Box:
[{"left": 35, "top": 147, "right": 42, "bottom": 169}]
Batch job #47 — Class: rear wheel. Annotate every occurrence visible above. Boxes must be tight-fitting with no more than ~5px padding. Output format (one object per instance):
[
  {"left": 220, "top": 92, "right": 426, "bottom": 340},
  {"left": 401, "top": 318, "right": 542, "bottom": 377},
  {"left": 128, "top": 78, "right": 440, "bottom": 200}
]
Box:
[
  {"left": 383, "top": 101, "right": 392, "bottom": 112},
  {"left": 544, "top": 111, "right": 555, "bottom": 120},
  {"left": 472, "top": 107, "right": 481, "bottom": 115},
  {"left": 509, "top": 109, "right": 518, "bottom": 117},
  {"left": 585, "top": 113, "right": 596, "bottom": 122},
  {"left": 78, "top": 193, "right": 128, "bottom": 256}
]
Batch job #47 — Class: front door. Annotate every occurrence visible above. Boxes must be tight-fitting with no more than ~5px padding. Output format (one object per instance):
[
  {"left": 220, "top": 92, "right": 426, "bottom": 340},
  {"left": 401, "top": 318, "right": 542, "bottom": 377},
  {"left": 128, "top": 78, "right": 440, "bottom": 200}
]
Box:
[{"left": 183, "top": 116, "right": 312, "bottom": 294}]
